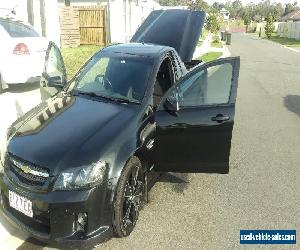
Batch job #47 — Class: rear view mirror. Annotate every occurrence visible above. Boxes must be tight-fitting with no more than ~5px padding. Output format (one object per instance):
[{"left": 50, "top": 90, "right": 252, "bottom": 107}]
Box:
[
  {"left": 163, "top": 87, "right": 182, "bottom": 113},
  {"left": 164, "top": 97, "right": 179, "bottom": 112}
]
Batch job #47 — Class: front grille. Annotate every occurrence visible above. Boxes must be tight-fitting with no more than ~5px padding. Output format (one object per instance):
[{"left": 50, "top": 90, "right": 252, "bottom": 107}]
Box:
[{"left": 7, "top": 154, "right": 49, "bottom": 186}]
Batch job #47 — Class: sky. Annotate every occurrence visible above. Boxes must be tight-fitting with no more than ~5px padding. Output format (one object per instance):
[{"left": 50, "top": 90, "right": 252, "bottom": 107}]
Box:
[{"left": 205, "top": 0, "right": 299, "bottom": 5}]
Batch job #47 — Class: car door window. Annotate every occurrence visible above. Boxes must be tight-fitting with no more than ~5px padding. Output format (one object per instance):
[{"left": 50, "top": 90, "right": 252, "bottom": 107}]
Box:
[
  {"left": 153, "top": 57, "right": 175, "bottom": 107},
  {"left": 46, "top": 45, "right": 65, "bottom": 79},
  {"left": 175, "top": 63, "right": 233, "bottom": 107}
]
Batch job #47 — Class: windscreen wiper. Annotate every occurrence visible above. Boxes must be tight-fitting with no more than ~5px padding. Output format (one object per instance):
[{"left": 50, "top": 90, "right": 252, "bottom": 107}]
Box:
[
  {"left": 74, "top": 91, "right": 115, "bottom": 101},
  {"left": 74, "top": 91, "right": 139, "bottom": 104},
  {"left": 111, "top": 97, "right": 140, "bottom": 104}
]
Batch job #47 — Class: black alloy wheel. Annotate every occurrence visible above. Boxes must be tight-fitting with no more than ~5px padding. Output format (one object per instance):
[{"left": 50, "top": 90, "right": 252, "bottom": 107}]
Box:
[{"left": 113, "top": 156, "right": 146, "bottom": 237}]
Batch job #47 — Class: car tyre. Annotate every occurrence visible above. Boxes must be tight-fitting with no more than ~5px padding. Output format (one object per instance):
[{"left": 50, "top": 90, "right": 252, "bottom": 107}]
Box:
[{"left": 113, "top": 156, "right": 146, "bottom": 237}]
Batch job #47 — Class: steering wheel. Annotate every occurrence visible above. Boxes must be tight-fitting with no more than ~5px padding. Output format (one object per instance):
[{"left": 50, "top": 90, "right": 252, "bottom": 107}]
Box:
[
  {"left": 95, "top": 74, "right": 113, "bottom": 91},
  {"left": 104, "top": 77, "right": 113, "bottom": 91}
]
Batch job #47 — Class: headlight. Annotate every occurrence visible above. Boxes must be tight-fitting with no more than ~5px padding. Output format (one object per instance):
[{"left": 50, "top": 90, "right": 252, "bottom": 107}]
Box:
[{"left": 53, "top": 161, "right": 106, "bottom": 191}]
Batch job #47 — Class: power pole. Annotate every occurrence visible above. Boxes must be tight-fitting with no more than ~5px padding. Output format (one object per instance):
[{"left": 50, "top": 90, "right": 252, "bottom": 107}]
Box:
[
  {"left": 27, "top": 0, "right": 34, "bottom": 25},
  {"left": 40, "top": 0, "right": 46, "bottom": 37}
]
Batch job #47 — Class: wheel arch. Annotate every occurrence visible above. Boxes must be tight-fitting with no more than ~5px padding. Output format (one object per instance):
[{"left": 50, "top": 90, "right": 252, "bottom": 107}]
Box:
[{"left": 107, "top": 139, "right": 147, "bottom": 204}]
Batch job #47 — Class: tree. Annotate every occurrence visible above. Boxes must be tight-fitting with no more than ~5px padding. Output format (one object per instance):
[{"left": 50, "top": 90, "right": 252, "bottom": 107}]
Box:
[
  {"left": 243, "top": 3, "right": 257, "bottom": 22},
  {"left": 160, "top": 0, "right": 292, "bottom": 23},
  {"left": 265, "top": 14, "right": 274, "bottom": 39},
  {"left": 206, "top": 13, "right": 220, "bottom": 34},
  {"left": 256, "top": 0, "right": 270, "bottom": 21},
  {"left": 211, "top": 2, "right": 225, "bottom": 12},
  {"left": 188, "top": 0, "right": 209, "bottom": 12},
  {"left": 270, "top": 3, "right": 284, "bottom": 21},
  {"left": 243, "top": 14, "right": 251, "bottom": 33},
  {"left": 159, "top": 0, "right": 187, "bottom": 6},
  {"left": 231, "top": 0, "right": 243, "bottom": 18},
  {"left": 284, "top": 2, "right": 299, "bottom": 16}
]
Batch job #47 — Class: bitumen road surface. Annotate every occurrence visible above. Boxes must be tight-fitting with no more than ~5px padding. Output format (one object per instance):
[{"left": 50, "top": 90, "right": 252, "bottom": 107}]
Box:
[{"left": 0, "top": 33, "right": 299, "bottom": 249}]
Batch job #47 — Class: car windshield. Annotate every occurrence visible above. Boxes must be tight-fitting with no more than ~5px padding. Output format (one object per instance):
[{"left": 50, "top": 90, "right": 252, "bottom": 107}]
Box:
[
  {"left": 0, "top": 19, "right": 39, "bottom": 37},
  {"left": 72, "top": 52, "right": 154, "bottom": 103}
]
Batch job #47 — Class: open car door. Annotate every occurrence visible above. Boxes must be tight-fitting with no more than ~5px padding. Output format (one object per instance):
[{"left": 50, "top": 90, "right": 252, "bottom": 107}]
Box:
[
  {"left": 130, "top": 9, "right": 205, "bottom": 62},
  {"left": 40, "top": 42, "right": 67, "bottom": 101},
  {"left": 154, "top": 57, "right": 240, "bottom": 173}
]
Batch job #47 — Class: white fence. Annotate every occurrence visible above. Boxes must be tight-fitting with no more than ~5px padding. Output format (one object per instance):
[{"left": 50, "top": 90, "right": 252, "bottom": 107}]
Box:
[
  {"left": 256, "top": 22, "right": 280, "bottom": 33},
  {"left": 277, "top": 22, "right": 300, "bottom": 40}
]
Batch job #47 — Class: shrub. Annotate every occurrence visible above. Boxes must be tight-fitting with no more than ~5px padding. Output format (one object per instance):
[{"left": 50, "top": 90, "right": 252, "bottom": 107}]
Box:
[
  {"left": 206, "top": 13, "right": 220, "bottom": 34},
  {"left": 213, "top": 35, "right": 220, "bottom": 43},
  {"left": 265, "top": 15, "right": 275, "bottom": 39}
]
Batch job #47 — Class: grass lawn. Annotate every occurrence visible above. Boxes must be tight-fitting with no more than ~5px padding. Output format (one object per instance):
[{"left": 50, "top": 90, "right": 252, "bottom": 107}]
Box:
[
  {"left": 198, "top": 52, "right": 223, "bottom": 62},
  {"left": 61, "top": 45, "right": 103, "bottom": 79},
  {"left": 265, "top": 35, "right": 300, "bottom": 47},
  {"left": 211, "top": 40, "right": 223, "bottom": 48},
  {"left": 201, "top": 28, "right": 208, "bottom": 39}
]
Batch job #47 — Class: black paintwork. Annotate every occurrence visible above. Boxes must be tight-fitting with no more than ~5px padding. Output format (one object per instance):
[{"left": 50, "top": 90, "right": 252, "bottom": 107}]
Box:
[
  {"left": 155, "top": 105, "right": 235, "bottom": 173},
  {"left": 131, "top": 9, "right": 205, "bottom": 62},
  {"left": 155, "top": 57, "right": 240, "bottom": 173},
  {"left": 0, "top": 9, "right": 240, "bottom": 247},
  {"left": 7, "top": 95, "right": 139, "bottom": 176}
]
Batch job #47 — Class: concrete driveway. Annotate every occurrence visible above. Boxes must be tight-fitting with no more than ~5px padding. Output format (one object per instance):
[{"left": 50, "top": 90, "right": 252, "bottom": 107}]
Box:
[{"left": 0, "top": 33, "right": 299, "bottom": 249}]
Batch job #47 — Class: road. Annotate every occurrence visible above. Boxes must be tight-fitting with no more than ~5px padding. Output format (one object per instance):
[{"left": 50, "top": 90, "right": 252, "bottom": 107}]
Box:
[{"left": 0, "top": 33, "right": 300, "bottom": 249}]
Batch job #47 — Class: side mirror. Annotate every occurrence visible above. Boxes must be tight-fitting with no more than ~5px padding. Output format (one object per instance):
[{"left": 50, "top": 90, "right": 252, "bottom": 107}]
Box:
[
  {"left": 164, "top": 97, "right": 179, "bottom": 112},
  {"left": 47, "top": 76, "right": 65, "bottom": 88}
]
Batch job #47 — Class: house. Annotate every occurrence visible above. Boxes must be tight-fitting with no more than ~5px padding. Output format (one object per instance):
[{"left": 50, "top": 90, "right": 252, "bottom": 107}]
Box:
[
  {"left": 0, "top": 0, "right": 170, "bottom": 48},
  {"left": 58, "top": 0, "right": 162, "bottom": 45},
  {"left": 280, "top": 9, "right": 300, "bottom": 22},
  {"left": 220, "top": 8, "right": 230, "bottom": 20},
  {"left": 0, "top": 0, "right": 61, "bottom": 46}
]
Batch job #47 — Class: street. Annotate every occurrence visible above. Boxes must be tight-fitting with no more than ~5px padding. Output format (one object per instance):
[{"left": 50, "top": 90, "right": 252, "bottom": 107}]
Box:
[{"left": 0, "top": 33, "right": 299, "bottom": 249}]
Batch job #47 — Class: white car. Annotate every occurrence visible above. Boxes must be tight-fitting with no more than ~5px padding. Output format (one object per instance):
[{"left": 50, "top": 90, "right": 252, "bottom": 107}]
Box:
[{"left": 0, "top": 18, "right": 49, "bottom": 93}]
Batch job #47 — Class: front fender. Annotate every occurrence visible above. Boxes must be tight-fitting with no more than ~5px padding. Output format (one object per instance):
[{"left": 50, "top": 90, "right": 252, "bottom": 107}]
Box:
[
  {"left": 106, "top": 133, "right": 148, "bottom": 206},
  {"left": 108, "top": 138, "right": 138, "bottom": 181}
]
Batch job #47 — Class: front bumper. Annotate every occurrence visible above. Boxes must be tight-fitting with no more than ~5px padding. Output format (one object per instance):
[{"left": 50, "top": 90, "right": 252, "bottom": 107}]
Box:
[{"left": 0, "top": 173, "right": 114, "bottom": 248}]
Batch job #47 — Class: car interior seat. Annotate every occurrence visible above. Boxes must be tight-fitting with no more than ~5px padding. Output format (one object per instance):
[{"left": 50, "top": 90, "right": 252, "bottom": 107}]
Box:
[{"left": 153, "top": 60, "right": 173, "bottom": 107}]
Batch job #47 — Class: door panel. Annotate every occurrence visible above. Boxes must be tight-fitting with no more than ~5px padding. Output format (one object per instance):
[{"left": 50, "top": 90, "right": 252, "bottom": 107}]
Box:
[
  {"left": 155, "top": 105, "right": 234, "bottom": 173},
  {"left": 40, "top": 42, "right": 67, "bottom": 101},
  {"left": 154, "top": 57, "right": 240, "bottom": 173}
]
